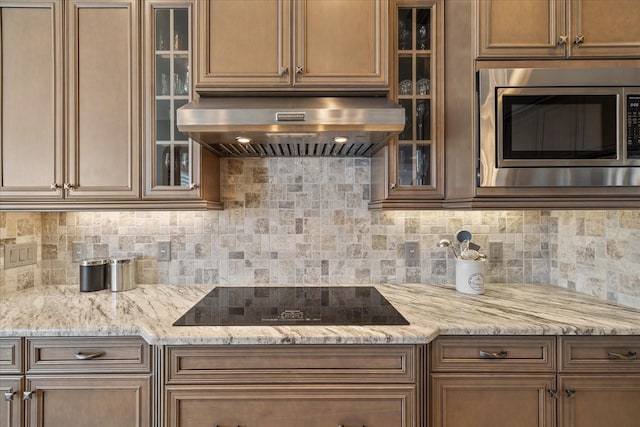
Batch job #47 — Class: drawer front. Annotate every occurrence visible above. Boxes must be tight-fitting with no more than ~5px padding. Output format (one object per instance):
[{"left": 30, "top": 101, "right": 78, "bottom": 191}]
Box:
[
  {"left": 166, "top": 344, "right": 418, "bottom": 384},
  {"left": 0, "top": 338, "right": 23, "bottom": 374},
  {"left": 26, "top": 337, "right": 150, "bottom": 373},
  {"left": 166, "top": 385, "right": 415, "bottom": 427},
  {"left": 431, "top": 336, "right": 556, "bottom": 372},
  {"left": 559, "top": 336, "right": 640, "bottom": 373}
]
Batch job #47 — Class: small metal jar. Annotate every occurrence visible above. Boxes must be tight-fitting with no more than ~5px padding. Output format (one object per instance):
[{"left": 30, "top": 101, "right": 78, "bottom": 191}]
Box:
[
  {"left": 79, "top": 259, "right": 109, "bottom": 292},
  {"left": 109, "top": 257, "right": 137, "bottom": 292}
]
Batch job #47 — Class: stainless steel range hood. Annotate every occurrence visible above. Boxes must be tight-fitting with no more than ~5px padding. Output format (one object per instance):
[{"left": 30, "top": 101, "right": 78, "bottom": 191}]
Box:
[{"left": 176, "top": 96, "right": 405, "bottom": 157}]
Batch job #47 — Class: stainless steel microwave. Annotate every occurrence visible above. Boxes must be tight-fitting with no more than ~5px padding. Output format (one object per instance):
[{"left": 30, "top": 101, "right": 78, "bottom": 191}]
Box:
[{"left": 477, "top": 67, "right": 640, "bottom": 193}]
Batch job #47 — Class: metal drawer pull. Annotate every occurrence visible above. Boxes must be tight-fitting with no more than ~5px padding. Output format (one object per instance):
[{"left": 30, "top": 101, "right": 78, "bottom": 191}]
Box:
[
  {"left": 339, "top": 425, "right": 366, "bottom": 427},
  {"left": 3, "top": 388, "right": 15, "bottom": 401},
  {"left": 607, "top": 351, "right": 637, "bottom": 360},
  {"left": 23, "top": 391, "right": 34, "bottom": 400},
  {"left": 73, "top": 351, "right": 105, "bottom": 360},
  {"left": 565, "top": 389, "right": 576, "bottom": 399},
  {"left": 479, "top": 350, "right": 508, "bottom": 359}
]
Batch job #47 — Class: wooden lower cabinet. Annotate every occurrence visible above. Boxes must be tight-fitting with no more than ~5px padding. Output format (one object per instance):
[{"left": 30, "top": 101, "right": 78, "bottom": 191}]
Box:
[
  {"left": 24, "top": 375, "right": 150, "bottom": 427},
  {"left": 164, "top": 344, "right": 423, "bottom": 427},
  {"left": 166, "top": 385, "right": 415, "bottom": 427},
  {"left": 0, "top": 377, "right": 22, "bottom": 427},
  {"left": 558, "top": 375, "right": 640, "bottom": 427},
  {"left": 431, "top": 374, "right": 555, "bottom": 427}
]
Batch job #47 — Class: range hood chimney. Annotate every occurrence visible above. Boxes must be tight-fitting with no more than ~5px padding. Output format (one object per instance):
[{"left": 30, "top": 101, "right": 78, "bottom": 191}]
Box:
[{"left": 176, "top": 96, "right": 405, "bottom": 157}]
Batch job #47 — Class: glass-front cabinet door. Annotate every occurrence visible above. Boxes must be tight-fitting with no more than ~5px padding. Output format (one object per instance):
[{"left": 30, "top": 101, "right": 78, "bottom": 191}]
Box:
[
  {"left": 143, "top": 0, "right": 200, "bottom": 199},
  {"left": 370, "top": 0, "right": 443, "bottom": 209}
]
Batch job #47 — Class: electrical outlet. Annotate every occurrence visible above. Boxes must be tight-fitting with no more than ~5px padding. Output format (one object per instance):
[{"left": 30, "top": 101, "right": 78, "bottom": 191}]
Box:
[
  {"left": 489, "top": 241, "right": 503, "bottom": 262},
  {"left": 404, "top": 242, "right": 420, "bottom": 266},
  {"left": 158, "top": 241, "right": 171, "bottom": 262},
  {"left": 4, "top": 243, "right": 37, "bottom": 269},
  {"left": 72, "top": 241, "right": 86, "bottom": 263}
]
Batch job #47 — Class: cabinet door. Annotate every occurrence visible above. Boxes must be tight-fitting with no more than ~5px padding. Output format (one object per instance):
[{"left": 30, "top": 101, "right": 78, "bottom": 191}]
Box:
[
  {"left": 65, "top": 0, "right": 140, "bottom": 199},
  {"left": 476, "top": 0, "right": 566, "bottom": 58},
  {"left": 294, "top": 0, "right": 388, "bottom": 88},
  {"left": 197, "top": 0, "right": 291, "bottom": 89},
  {"left": 0, "top": 377, "right": 22, "bottom": 427},
  {"left": 370, "top": 1, "right": 443, "bottom": 209},
  {"left": 568, "top": 0, "right": 640, "bottom": 58},
  {"left": 431, "top": 374, "right": 556, "bottom": 427},
  {"left": 559, "top": 375, "right": 640, "bottom": 427},
  {"left": 166, "top": 385, "right": 416, "bottom": 427},
  {"left": 143, "top": 0, "right": 199, "bottom": 199},
  {"left": 0, "top": 0, "right": 63, "bottom": 199},
  {"left": 25, "top": 375, "right": 150, "bottom": 427}
]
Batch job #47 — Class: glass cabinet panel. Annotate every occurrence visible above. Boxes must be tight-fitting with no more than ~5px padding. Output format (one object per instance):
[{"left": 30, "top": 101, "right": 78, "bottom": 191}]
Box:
[
  {"left": 152, "top": 6, "right": 192, "bottom": 188},
  {"left": 395, "top": 6, "right": 434, "bottom": 188}
]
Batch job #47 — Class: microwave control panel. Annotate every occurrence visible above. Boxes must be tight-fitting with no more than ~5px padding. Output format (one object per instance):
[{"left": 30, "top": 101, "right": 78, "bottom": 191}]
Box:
[{"left": 627, "top": 94, "right": 640, "bottom": 158}]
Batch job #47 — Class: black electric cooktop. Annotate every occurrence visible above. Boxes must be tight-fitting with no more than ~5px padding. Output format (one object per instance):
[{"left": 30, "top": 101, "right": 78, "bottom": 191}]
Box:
[{"left": 173, "top": 286, "right": 409, "bottom": 326}]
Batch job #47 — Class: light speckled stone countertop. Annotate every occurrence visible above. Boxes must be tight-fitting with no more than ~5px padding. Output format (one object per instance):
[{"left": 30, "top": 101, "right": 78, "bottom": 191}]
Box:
[{"left": 1, "top": 283, "right": 639, "bottom": 345}]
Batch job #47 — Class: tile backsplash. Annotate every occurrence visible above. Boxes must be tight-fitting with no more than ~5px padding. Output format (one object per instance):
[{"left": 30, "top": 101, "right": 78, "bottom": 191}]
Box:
[{"left": 1, "top": 158, "right": 639, "bottom": 310}]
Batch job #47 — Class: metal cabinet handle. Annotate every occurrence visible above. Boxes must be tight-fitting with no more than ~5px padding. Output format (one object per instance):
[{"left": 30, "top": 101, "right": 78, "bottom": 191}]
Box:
[
  {"left": 547, "top": 389, "right": 559, "bottom": 399},
  {"left": 389, "top": 183, "right": 396, "bottom": 190},
  {"left": 557, "top": 35, "right": 568, "bottom": 45},
  {"left": 607, "top": 351, "right": 637, "bottom": 360},
  {"left": 565, "top": 389, "right": 576, "bottom": 399},
  {"left": 63, "top": 183, "right": 75, "bottom": 190},
  {"left": 189, "top": 183, "right": 199, "bottom": 190},
  {"left": 50, "top": 183, "right": 60, "bottom": 190},
  {"left": 3, "top": 388, "right": 15, "bottom": 401},
  {"left": 22, "top": 391, "right": 34, "bottom": 400},
  {"left": 295, "top": 66, "right": 304, "bottom": 74},
  {"left": 338, "top": 425, "right": 366, "bottom": 427},
  {"left": 214, "top": 425, "right": 241, "bottom": 427},
  {"left": 73, "top": 351, "right": 105, "bottom": 360},
  {"left": 479, "top": 350, "right": 508, "bottom": 359},
  {"left": 279, "top": 66, "right": 289, "bottom": 76},
  {"left": 574, "top": 34, "right": 585, "bottom": 45}
]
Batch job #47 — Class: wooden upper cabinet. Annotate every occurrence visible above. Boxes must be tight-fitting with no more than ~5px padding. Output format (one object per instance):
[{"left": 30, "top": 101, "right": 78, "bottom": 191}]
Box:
[
  {"left": 0, "top": 0, "right": 64, "bottom": 199},
  {"left": 568, "top": 0, "right": 640, "bottom": 58},
  {"left": 66, "top": 0, "right": 140, "bottom": 199},
  {"left": 477, "top": 0, "right": 640, "bottom": 59},
  {"left": 294, "top": 0, "right": 388, "bottom": 88},
  {"left": 196, "top": 0, "right": 388, "bottom": 91}
]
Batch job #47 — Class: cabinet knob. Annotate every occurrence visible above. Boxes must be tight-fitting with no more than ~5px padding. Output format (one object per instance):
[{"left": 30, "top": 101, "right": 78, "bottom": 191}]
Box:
[
  {"left": 557, "top": 35, "right": 568, "bottom": 45},
  {"left": 607, "top": 351, "right": 637, "bottom": 360},
  {"left": 295, "top": 66, "right": 304, "bottom": 75},
  {"left": 63, "top": 183, "right": 75, "bottom": 190},
  {"left": 479, "top": 350, "right": 508, "bottom": 359},
  {"left": 3, "top": 389, "right": 15, "bottom": 401},
  {"left": 50, "top": 183, "right": 60, "bottom": 190},
  {"left": 73, "top": 351, "right": 105, "bottom": 360},
  {"left": 23, "top": 391, "right": 34, "bottom": 400},
  {"left": 189, "top": 183, "right": 199, "bottom": 190},
  {"left": 565, "top": 389, "right": 576, "bottom": 399},
  {"left": 574, "top": 34, "right": 585, "bottom": 45},
  {"left": 279, "top": 66, "right": 289, "bottom": 76},
  {"left": 547, "top": 389, "right": 559, "bottom": 399},
  {"left": 389, "top": 183, "right": 396, "bottom": 190}
]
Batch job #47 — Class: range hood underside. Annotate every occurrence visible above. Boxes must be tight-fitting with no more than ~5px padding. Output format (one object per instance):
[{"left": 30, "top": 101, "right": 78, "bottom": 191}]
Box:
[{"left": 177, "top": 97, "right": 405, "bottom": 158}]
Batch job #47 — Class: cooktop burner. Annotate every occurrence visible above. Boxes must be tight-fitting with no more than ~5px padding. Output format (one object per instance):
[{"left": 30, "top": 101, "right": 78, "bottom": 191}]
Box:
[{"left": 173, "top": 286, "right": 409, "bottom": 326}]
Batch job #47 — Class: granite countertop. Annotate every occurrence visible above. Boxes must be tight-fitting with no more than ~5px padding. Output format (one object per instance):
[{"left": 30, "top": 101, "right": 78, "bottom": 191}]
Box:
[{"left": 1, "top": 283, "right": 639, "bottom": 345}]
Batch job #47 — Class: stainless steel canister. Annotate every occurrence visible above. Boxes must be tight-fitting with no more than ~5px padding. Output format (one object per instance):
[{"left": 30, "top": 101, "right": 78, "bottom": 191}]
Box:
[
  {"left": 79, "top": 259, "right": 109, "bottom": 292},
  {"left": 109, "top": 257, "right": 137, "bottom": 292}
]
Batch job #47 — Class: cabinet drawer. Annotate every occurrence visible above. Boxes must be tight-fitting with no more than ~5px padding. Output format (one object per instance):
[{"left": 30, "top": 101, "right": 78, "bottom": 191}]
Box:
[
  {"left": 559, "top": 336, "right": 640, "bottom": 373},
  {"left": 26, "top": 337, "right": 150, "bottom": 373},
  {"left": 0, "top": 338, "right": 23, "bottom": 374},
  {"left": 431, "top": 336, "right": 556, "bottom": 372},
  {"left": 166, "top": 344, "right": 418, "bottom": 384},
  {"left": 166, "top": 384, "right": 415, "bottom": 427}
]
